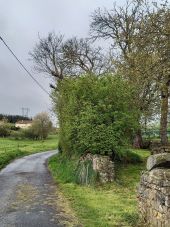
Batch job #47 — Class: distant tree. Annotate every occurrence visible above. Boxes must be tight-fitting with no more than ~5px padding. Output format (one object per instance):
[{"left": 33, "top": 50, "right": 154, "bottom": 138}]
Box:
[
  {"left": 0, "top": 119, "right": 10, "bottom": 137},
  {"left": 31, "top": 112, "right": 52, "bottom": 140},
  {"left": 0, "top": 114, "right": 30, "bottom": 123}
]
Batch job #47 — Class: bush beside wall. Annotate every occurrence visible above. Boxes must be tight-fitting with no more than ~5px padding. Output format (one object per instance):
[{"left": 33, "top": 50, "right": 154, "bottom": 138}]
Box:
[{"left": 55, "top": 74, "right": 139, "bottom": 160}]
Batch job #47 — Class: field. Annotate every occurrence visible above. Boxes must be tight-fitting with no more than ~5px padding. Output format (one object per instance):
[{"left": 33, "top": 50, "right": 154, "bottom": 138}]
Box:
[
  {"left": 0, "top": 134, "right": 58, "bottom": 169},
  {"left": 49, "top": 149, "right": 150, "bottom": 227}
]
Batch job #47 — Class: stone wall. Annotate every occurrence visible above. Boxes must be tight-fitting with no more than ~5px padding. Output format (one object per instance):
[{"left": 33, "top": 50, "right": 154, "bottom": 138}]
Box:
[
  {"left": 138, "top": 153, "right": 170, "bottom": 227},
  {"left": 78, "top": 153, "right": 115, "bottom": 183},
  {"left": 150, "top": 142, "right": 170, "bottom": 155}
]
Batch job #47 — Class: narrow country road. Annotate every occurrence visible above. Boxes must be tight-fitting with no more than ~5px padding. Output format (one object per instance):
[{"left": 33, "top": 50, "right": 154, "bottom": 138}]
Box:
[{"left": 0, "top": 150, "right": 70, "bottom": 227}]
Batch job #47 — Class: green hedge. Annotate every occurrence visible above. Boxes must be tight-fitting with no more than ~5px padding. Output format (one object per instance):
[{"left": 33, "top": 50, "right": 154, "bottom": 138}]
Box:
[{"left": 55, "top": 75, "right": 139, "bottom": 158}]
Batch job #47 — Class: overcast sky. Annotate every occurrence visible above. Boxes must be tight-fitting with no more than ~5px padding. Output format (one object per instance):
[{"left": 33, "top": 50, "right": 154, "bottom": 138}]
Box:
[{"left": 0, "top": 0, "right": 126, "bottom": 121}]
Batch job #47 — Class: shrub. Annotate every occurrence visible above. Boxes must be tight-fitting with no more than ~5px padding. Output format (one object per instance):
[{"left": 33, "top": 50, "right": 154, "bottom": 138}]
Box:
[
  {"left": 31, "top": 112, "right": 52, "bottom": 140},
  {"left": 0, "top": 120, "right": 11, "bottom": 137},
  {"left": 21, "top": 127, "right": 38, "bottom": 140},
  {"left": 54, "top": 74, "right": 139, "bottom": 159}
]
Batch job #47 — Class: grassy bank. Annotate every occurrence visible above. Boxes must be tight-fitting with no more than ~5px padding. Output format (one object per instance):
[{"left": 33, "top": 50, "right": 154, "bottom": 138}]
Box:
[
  {"left": 49, "top": 149, "right": 150, "bottom": 227},
  {"left": 0, "top": 134, "right": 58, "bottom": 170}
]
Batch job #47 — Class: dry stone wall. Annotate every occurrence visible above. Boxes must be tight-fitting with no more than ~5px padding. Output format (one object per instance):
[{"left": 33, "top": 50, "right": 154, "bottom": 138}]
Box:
[
  {"left": 79, "top": 153, "right": 115, "bottom": 183},
  {"left": 138, "top": 153, "right": 170, "bottom": 227},
  {"left": 150, "top": 142, "right": 170, "bottom": 155}
]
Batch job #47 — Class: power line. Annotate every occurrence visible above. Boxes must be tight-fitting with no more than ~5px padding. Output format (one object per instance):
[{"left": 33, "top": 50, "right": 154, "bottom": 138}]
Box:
[
  {"left": 0, "top": 36, "right": 50, "bottom": 96},
  {"left": 21, "top": 107, "right": 30, "bottom": 118}
]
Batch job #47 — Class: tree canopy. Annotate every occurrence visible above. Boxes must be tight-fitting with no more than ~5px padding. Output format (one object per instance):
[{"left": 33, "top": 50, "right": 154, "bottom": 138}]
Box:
[
  {"left": 31, "top": 0, "right": 170, "bottom": 147},
  {"left": 55, "top": 75, "right": 139, "bottom": 158}
]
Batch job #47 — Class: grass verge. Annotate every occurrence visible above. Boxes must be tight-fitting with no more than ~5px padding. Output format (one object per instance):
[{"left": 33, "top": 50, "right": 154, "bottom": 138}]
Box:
[
  {"left": 0, "top": 134, "right": 58, "bottom": 170},
  {"left": 48, "top": 149, "right": 150, "bottom": 227}
]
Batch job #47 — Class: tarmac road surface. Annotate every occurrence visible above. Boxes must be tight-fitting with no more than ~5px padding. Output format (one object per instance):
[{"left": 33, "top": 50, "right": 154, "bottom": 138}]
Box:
[{"left": 0, "top": 150, "right": 69, "bottom": 227}]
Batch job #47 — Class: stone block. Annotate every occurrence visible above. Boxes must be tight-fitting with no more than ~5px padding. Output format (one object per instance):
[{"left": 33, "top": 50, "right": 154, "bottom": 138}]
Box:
[
  {"left": 147, "top": 153, "right": 170, "bottom": 171},
  {"left": 79, "top": 153, "right": 115, "bottom": 183}
]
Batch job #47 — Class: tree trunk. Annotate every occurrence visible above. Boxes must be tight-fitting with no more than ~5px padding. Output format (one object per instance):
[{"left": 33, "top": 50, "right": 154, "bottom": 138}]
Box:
[
  {"left": 133, "top": 129, "right": 143, "bottom": 148},
  {"left": 160, "top": 84, "right": 169, "bottom": 146}
]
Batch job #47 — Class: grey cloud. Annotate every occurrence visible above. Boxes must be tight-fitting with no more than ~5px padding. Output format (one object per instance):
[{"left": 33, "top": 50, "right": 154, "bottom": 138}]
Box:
[{"left": 0, "top": 0, "right": 125, "bottom": 119}]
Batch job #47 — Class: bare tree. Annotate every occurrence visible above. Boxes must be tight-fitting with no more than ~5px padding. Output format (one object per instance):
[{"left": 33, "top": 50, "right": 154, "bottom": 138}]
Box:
[
  {"left": 30, "top": 33, "right": 114, "bottom": 82},
  {"left": 90, "top": 0, "right": 146, "bottom": 61},
  {"left": 63, "top": 37, "right": 113, "bottom": 75},
  {"left": 30, "top": 32, "right": 67, "bottom": 80}
]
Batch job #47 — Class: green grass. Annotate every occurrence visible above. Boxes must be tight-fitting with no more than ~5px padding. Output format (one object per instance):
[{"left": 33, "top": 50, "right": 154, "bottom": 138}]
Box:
[
  {"left": 49, "top": 149, "right": 150, "bottom": 227},
  {"left": 0, "top": 134, "right": 58, "bottom": 169}
]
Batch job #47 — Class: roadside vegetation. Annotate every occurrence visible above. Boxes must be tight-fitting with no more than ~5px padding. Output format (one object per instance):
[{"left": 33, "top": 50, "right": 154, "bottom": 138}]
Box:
[
  {"left": 49, "top": 149, "right": 150, "bottom": 227},
  {"left": 56, "top": 75, "right": 139, "bottom": 160}
]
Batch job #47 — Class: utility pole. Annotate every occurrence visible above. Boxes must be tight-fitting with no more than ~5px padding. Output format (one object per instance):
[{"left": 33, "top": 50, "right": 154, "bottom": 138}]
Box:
[{"left": 21, "top": 107, "right": 30, "bottom": 118}]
